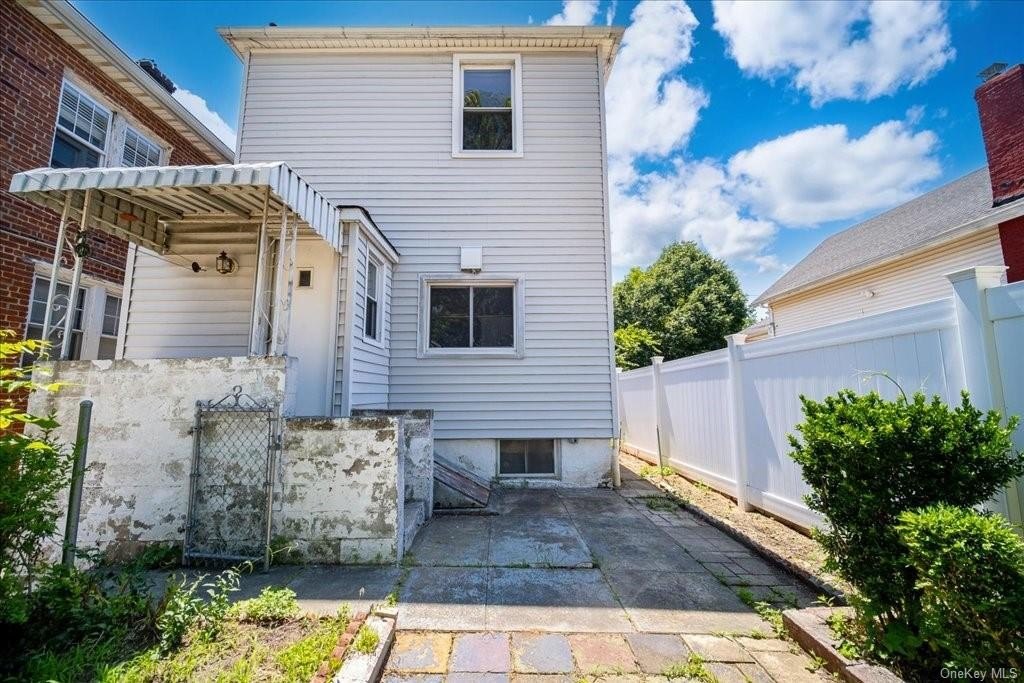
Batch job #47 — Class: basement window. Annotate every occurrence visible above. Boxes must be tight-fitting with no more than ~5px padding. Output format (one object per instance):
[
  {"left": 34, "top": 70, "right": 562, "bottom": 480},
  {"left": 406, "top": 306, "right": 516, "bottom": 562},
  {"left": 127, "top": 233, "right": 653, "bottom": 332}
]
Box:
[
  {"left": 453, "top": 54, "right": 523, "bottom": 157},
  {"left": 499, "top": 439, "right": 557, "bottom": 477}
]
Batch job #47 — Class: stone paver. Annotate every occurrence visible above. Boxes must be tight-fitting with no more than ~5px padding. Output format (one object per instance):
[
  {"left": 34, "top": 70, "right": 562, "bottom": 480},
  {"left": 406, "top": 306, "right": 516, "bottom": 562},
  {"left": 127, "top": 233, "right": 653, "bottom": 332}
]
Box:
[
  {"left": 381, "top": 675, "right": 444, "bottom": 683},
  {"left": 511, "top": 675, "right": 574, "bottom": 683},
  {"left": 736, "top": 636, "right": 792, "bottom": 652},
  {"left": 569, "top": 633, "right": 638, "bottom": 674},
  {"left": 751, "top": 650, "right": 830, "bottom": 682},
  {"left": 624, "top": 633, "right": 691, "bottom": 674},
  {"left": 511, "top": 633, "right": 574, "bottom": 674},
  {"left": 386, "top": 632, "right": 452, "bottom": 673},
  {"left": 447, "top": 674, "right": 509, "bottom": 683},
  {"left": 450, "top": 632, "right": 511, "bottom": 672},
  {"left": 682, "top": 634, "right": 754, "bottom": 663}
]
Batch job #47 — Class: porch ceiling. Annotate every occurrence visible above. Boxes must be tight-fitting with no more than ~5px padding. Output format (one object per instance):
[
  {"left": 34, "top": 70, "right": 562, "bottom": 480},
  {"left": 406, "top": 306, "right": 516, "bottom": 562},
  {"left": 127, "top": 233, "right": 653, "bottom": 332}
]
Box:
[{"left": 8, "top": 162, "right": 343, "bottom": 254}]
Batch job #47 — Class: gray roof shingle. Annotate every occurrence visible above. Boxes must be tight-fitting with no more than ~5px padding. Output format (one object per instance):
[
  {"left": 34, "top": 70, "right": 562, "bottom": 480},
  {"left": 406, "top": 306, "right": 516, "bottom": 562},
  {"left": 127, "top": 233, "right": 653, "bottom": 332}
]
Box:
[{"left": 753, "top": 167, "right": 1022, "bottom": 305}]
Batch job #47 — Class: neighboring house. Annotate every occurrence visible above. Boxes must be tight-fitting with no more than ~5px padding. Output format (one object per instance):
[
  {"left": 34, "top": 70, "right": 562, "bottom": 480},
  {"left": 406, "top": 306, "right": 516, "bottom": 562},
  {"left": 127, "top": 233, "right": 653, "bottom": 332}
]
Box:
[
  {"left": 0, "top": 0, "right": 231, "bottom": 362},
  {"left": 11, "top": 25, "right": 624, "bottom": 489},
  {"left": 749, "top": 63, "right": 1024, "bottom": 340}
]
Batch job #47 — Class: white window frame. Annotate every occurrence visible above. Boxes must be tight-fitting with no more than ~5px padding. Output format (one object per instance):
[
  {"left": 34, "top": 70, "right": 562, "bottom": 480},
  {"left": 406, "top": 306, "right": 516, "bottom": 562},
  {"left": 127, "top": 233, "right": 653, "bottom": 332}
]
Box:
[
  {"left": 362, "top": 252, "right": 385, "bottom": 347},
  {"left": 297, "top": 266, "right": 315, "bottom": 289},
  {"left": 52, "top": 79, "right": 111, "bottom": 167},
  {"left": 417, "top": 273, "right": 525, "bottom": 359},
  {"left": 496, "top": 438, "right": 561, "bottom": 479},
  {"left": 120, "top": 123, "right": 164, "bottom": 167},
  {"left": 452, "top": 53, "right": 524, "bottom": 158}
]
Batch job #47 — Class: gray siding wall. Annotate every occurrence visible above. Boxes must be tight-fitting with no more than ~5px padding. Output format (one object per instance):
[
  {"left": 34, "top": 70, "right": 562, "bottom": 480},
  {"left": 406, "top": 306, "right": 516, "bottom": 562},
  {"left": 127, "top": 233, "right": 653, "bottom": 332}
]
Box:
[
  {"left": 122, "top": 241, "right": 256, "bottom": 359},
  {"left": 349, "top": 230, "right": 392, "bottom": 409},
  {"left": 239, "top": 50, "right": 615, "bottom": 438}
]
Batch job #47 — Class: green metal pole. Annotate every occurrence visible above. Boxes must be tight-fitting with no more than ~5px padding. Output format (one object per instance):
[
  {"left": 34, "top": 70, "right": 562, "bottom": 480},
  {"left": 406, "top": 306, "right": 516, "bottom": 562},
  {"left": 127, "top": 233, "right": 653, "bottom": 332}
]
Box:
[{"left": 62, "top": 399, "right": 92, "bottom": 567}]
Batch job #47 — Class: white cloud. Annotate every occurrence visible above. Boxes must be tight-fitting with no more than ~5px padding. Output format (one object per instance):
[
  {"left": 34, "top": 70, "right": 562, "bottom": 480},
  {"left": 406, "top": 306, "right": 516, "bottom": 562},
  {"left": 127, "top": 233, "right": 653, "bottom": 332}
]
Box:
[
  {"left": 172, "top": 86, "right": 237, "bottom": 150},
  {"left": 712, "top": 0, "right": 954, "bottom": 105},
  {"left": 606, "top": 0, "right": 708, "bottom": 160},
  {"left": 728, "top": 121, "right": 941, "bottom": 226},
  {"left": 605, "top": 0, "right": 618, "bottom": 25},
  {"left": 546, "top": 0, "right": 600, "bottom": 26}
]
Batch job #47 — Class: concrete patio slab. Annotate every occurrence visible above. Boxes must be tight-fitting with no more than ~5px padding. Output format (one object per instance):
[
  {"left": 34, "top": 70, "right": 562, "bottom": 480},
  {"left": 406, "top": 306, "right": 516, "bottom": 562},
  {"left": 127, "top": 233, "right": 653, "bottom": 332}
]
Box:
[
  {"left": 604, "top": 569, "right": 769, "bottom": 633},
  {"left": 488, "top": 516, "right": 592, "bottom": 568},
  {"left": 682, "top": 634, "right": 755, "bottom": 662},
  {"left": 624, "top": 633, "right": 691, "bottom": 674},
  {"left": 284, "top": 564, "right": 401, "bottom": 615},
  {"left": 556, "top": 489, "right": 641, "bottom": 519},
  {"left": 577, "top": 521, "right": 704, "bottom": 572},
  {"left": 398, "top": 567, "right": 488, "bottom": 630},
  {"left": 408, "top": 516, "right": 490, "bottom": 566},
  {"left": 486, "top": 568, "right": 633, "bottom": 632},
  {"left": 495, "top": 489, "right": 569, "bottom": 516},
  {"left": 450, "top": 632, "right": 511, "bottom": 672},
  {"left": 568, "top": 633, "right": 639, "bottom": 675}
]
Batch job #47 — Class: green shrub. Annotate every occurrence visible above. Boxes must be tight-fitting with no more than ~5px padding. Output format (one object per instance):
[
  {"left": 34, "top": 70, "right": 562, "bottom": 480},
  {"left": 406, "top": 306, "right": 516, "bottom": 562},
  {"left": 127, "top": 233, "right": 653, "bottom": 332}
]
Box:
[
  {"left": 351, "top": 623, "right": 380, "bottom": 655},
  {"left": 156, "top": 565, "right": 243, "bottom": 653},
  {"left": 790, "top": 389, "right": 1022, "bottom": 668},
  {"left": 897, "top": 504, "right": 1024, "bottom": 670},
  {"left": 0, "top": 333, "right": 74, "bottom": 625},
  {"left": 229, "top": 586, "right": 299, "bottom": 625}
]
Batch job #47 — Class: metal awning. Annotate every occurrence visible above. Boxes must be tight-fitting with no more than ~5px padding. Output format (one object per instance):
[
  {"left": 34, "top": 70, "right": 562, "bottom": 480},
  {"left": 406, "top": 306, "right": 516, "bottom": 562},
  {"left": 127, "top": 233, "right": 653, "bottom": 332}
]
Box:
[{"left": 9, "top": 162, "right": 343, "bottom": 253}]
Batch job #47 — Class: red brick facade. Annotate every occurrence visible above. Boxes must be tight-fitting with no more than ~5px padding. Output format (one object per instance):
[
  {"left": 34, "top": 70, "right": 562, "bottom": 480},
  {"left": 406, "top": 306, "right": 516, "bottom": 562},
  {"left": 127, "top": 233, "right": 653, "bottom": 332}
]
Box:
[
  {"left": 975, "top": 64, "right": 1024, "bottom": 207},
  {"left": 998, "top": 215, "right": 1024, "bottom": 283},
  {"left": 0, "top": 0, "right": 219, "bottom": 343}
]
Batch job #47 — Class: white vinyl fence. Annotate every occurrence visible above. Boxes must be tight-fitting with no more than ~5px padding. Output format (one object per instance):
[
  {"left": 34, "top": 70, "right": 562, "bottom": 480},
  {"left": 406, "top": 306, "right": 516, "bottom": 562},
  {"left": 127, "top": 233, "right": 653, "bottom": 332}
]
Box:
[{"left": 617, "top": 266, "right": 1024, "bottom": 529}]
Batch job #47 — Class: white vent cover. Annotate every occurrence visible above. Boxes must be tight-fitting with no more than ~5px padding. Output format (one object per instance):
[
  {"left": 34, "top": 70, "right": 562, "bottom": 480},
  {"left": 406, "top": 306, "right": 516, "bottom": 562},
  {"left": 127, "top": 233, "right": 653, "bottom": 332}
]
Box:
[{"left": 460, "top": 246, "right": 483, "bottom": 272}]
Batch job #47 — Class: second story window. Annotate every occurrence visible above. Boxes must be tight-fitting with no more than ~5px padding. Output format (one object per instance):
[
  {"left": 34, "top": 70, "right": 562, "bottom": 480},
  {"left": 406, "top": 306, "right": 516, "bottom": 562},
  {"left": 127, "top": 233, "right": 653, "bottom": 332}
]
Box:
[
  {"left": 121, "top": 126, "right": 163, "bottom": 167},
  {"left": 453, "top": 54, "right": 523, "bottom": 157},
  {"left": 51, "top": 81, "right": 110, "bottom": 168}
]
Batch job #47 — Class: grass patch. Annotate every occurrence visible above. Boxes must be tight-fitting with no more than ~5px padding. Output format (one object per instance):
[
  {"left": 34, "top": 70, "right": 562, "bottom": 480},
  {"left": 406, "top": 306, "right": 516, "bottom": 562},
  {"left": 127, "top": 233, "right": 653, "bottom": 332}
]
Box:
[
  {"left": 229, "top": 586, "right": 300, "bottom": 626},
  {"left": 736, "top": 587, "right": 787, "bottom": 639},
  {"left": 663, "top": 653, "right": 718, "bottom": 682},
  {"left": 643, "top": 496, "right": 681, "bottom": 512},
  {"left": 351, "top": 624, "right": 380, "bottom": 655},
  {"left": 639, "top": 464, "right": 674, "bottom": 478}
]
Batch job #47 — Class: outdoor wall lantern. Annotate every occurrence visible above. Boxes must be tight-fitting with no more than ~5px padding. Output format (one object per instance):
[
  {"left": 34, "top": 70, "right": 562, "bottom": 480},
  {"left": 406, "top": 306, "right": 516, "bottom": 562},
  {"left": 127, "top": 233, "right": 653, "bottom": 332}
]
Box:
[{"left": 215, "top": 251, "right": 236, "bottom": 275}]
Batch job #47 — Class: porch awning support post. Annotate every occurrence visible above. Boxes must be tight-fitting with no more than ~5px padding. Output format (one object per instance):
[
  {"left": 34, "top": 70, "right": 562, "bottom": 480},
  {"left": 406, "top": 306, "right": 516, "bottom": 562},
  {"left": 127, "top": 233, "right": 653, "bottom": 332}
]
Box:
[
  {"left": 270, "top": 210, "right": 289, "bottom": 355},
  {"left": 249, "top": 187, "right": 271, "bottom": 355},
  {"left": 41, "top": 193, "right": 72, "bottom": 342},
  {"left": 61, "top": 189, "right": 92, "bottom": 360}
]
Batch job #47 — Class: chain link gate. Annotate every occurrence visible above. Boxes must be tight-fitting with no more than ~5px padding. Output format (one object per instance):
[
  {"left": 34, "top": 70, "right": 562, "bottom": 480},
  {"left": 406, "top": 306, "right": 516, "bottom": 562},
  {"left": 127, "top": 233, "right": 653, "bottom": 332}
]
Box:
[{"left": 185, "top": 386, "right": 280, "bottom": 571}]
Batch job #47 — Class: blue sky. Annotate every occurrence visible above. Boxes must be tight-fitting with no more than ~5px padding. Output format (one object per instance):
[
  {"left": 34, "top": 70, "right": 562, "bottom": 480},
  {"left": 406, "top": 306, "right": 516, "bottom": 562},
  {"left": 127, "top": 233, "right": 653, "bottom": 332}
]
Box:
[{"left": 74, "top": 0, "right": 1024, "bottom": 298}]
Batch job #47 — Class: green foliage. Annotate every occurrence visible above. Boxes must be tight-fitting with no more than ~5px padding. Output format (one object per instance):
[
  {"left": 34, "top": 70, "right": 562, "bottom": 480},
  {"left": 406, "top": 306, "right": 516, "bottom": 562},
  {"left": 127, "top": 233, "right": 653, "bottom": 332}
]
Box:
[
  {"left": 156, "top": 566, "right": 243, "bottom": 653},
  {"left": 613, "top": 242, "right": 750, "bottom": 362},
  {"left": 643, "top": 496, "right": 680, "bottom": 512},
  {"left": 662, "top": 653, "right": 718, "bottom": 682},
  {"left": 638, "top": 464, "right": 673, "bottom": 478},
  {"left": 274, "top": 606, "right": 351, "bottom": 683},
  {"left": 128, "top": 542, "right": 181, "bottom": 570},
  {"left": 352, "top": 623, "right": 380, "bottom": 655},
  {"left": 896, "top": 504, "right": 1024, "bottom": 670},
  {"left": 229, "top": 586, "right": 300, "bottom": 625},
  {"left": 0, "top": 332, "right": 74, "bottom": 625},
  {"left": 614, "top": 324, "right": 661, "bottom": 370},
  {"left": 790, "top": 389, "right": 1023, "bottom": 671}
]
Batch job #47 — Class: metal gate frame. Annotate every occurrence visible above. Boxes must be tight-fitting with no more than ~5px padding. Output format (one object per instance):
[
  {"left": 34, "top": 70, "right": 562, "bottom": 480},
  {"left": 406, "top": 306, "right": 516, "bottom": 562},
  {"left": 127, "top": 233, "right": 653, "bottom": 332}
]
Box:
[{"left": 184, "top": 385, "right": 280, "bottom": 571}]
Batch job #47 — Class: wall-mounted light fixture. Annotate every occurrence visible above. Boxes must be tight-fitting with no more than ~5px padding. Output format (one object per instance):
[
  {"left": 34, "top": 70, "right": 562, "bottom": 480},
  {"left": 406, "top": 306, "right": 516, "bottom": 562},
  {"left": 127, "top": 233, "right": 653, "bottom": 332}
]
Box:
[{"left": 215, "top": 251, "right": 236, "bottom": 275}]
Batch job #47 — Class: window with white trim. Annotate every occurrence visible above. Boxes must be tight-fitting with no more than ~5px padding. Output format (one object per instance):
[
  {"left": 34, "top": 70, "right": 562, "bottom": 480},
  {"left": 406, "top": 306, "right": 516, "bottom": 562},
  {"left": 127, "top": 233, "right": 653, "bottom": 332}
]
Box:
[
  {"left": 453, "top": 54, "right": 523, "bottom": 156},
  {"left": 22, "top": 276, "right": 123, "bottom": 365},
  {"left": 364, "top": 258, "right": 382, "bottom": 341},
  {"left": 429, "top": 285, "right": 513, "bottom": 348},
  {"left": 121, "top": 125, "right": 163, "bottom": 167},
  {"left": 51, "top": 81, "right": 110, "bottom": 168},
  {"left": 498, "top": 439, "right": 557, "bottom": 477}
]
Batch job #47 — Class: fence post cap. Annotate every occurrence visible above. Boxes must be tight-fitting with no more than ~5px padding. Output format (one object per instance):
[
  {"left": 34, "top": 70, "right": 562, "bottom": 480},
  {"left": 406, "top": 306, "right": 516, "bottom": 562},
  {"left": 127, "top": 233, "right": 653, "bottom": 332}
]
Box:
[
  {"left": 651, "top": 356, "right": 665, "bottom": 365},
  {"left": 945, "top": 265, "right": 1006, "bottom": 286},
  {"left": 725, "top": 334, "right": 747, "bottom": 347}
]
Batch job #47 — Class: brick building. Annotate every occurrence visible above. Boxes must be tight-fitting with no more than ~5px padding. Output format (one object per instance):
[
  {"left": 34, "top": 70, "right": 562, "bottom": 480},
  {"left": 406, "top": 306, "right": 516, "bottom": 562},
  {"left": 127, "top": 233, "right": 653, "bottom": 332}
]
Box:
[{"left": 1, "top": 0, "right": 231, "bottom": 361}]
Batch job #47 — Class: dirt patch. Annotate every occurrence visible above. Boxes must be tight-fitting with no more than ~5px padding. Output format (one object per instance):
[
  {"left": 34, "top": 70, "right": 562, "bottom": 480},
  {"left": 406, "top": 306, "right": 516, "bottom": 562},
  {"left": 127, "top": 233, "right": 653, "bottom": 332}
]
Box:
[{"left": 620, "top": 451, "right": 850, "bottom": 596}]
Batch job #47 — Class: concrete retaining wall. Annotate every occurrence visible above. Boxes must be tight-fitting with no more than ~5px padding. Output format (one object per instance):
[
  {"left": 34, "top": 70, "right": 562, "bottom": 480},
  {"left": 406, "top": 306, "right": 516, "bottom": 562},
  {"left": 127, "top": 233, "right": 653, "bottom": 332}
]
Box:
[{"left": 353, "top": 409, "right": 434, "bottom": 514}]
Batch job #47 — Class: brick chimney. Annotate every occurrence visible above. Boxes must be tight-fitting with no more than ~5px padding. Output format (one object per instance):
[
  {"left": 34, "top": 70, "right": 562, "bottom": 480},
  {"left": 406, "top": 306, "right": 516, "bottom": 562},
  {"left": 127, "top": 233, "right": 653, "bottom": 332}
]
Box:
[
  {"left": 975, "top": 63, "right": 1024, "bottom": 206},
  {"left": 976, "top": 63, "right": 1024, "bottom": 282}
]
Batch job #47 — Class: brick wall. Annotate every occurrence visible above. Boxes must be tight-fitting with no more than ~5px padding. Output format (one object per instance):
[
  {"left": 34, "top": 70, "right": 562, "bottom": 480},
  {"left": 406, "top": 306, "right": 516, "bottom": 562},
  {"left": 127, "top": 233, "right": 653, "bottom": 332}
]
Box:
[
  {"left": 998, "top": 215, "right": 1024, "bottom": 283},
  {"left": 975, "top": 64, "right": 1024, "bottom": 206},
  {"left": 0, "top": 0, "right": 219, "bottom": 340}
]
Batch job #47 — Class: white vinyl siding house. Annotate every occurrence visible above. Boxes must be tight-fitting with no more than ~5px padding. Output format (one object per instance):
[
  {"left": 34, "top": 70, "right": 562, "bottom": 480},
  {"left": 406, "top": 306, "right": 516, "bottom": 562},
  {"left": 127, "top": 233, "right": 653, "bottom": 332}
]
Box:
[{"left": 236, "top": 49, "right": 617, "bottom": 442}]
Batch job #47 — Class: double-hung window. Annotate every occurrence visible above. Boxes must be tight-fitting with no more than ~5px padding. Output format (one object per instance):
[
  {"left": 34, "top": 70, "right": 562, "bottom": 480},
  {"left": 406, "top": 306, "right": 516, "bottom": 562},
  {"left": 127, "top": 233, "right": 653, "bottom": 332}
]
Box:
[
  {"left": 453, "top": 54, "right": 523, "bottom": 157},
  {"left": 364, "top": 257, "right": 382, "bottom": 342},
  {"left": 51, "top": 81, "right": 110, "bottom": 168},
  {"left": 23, "top": 275, "right": 122, "bottom": 364},
  {"left": 121, "top": 125, "right": 163, "bottom": 167}
]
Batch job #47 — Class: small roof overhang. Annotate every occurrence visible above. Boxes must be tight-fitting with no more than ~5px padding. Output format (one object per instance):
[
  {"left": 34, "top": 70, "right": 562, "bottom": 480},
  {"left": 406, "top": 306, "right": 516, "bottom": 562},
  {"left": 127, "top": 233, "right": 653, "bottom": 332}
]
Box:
[{"left": 8, "top": 162, "right": 396, "bottom": 260}]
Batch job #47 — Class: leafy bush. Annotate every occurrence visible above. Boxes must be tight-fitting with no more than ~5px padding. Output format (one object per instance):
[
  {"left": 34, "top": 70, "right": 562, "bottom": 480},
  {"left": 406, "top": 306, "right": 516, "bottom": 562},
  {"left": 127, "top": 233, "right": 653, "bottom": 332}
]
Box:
[
  {"left": 0, "top": 332, "right": 73, "bottom": 625},
  {"left": 790, "top": 389, "right": 1022, "bottom": 668},
  {"left": 156, "top": 566, "right": 243, "bottom": 653},
  {"left": 229, "top": 586, "right": 299, "bottom": 625},
  {"left": 614, "top": 324, "right": 661, "bottom": 370},
  {"left": 897, "top": 504, "right": 1024, "bottom": 670}
]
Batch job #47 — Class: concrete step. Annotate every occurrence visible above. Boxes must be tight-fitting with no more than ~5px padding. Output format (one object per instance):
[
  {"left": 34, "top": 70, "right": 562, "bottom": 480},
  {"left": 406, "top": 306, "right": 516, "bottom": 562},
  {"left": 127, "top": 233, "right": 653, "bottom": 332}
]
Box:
[
  {"left": 434, "top": 455, "right": 492, "bottom": 509},
  {"left": 403, "top": 498, "right": 427, "bottom": 550}
]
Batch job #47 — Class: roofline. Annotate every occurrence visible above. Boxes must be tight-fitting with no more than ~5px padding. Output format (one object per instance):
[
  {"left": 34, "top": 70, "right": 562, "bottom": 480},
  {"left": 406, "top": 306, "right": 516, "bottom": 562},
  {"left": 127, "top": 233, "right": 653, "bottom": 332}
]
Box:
[
  {"left": 217, "top": 25, "right": 625, "bottom": 79},
  {"left": 753, "top": 197, "right": 1024, "bottom": 307},
  {"left": 20, "top": 0, "right": 233, "bottom": 163}
]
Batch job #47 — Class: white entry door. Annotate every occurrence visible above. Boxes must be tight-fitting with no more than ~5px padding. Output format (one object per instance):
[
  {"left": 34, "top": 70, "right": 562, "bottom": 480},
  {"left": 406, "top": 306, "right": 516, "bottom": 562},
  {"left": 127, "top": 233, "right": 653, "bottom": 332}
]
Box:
[{"left": 289, "top": 241, "right": 338, "bottom": 416}]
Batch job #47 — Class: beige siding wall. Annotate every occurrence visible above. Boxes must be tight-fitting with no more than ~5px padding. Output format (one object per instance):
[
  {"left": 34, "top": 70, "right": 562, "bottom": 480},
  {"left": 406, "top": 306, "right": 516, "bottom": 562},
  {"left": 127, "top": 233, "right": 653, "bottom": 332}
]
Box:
[
  {"left": 769, "top": 228, "right": 1006, "bottom": 336},
  {"left": 238, "top": 50, "right": 615, "bottom": 439}
]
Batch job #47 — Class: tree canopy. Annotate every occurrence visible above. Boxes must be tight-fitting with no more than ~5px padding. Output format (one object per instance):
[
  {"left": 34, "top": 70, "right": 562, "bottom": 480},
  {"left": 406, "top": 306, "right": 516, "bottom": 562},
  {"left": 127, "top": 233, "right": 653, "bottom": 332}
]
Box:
[{"left": 613, "top": 242, "right": 751, "bottom": 369}]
